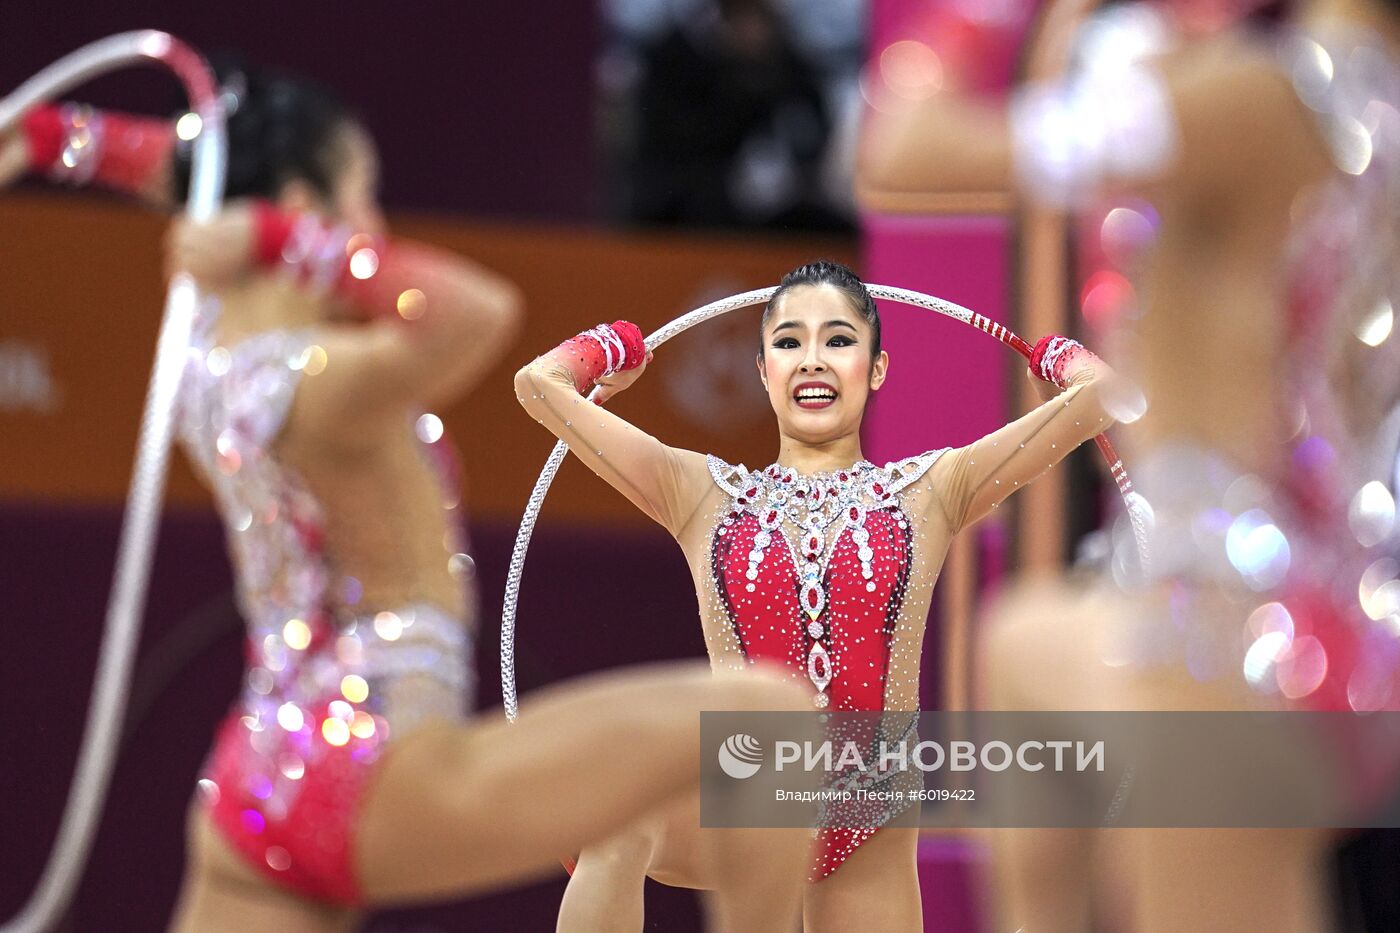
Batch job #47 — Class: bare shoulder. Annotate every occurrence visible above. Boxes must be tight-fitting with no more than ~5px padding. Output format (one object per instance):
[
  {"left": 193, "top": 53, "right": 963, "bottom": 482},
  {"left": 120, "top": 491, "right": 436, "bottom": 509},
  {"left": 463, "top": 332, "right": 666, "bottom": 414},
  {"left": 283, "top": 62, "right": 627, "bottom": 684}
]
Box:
[
  {"left": 1159, "top": 34, "right": 1293, "bottom": 112},
  {"left": 1158, "top": 34, "right": 1331, "bottom": 199}
]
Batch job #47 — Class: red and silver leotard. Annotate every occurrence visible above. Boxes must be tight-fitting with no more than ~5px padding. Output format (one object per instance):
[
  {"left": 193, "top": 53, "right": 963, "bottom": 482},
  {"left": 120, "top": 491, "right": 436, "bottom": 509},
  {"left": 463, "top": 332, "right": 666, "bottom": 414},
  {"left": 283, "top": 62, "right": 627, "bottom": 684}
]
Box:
[
  {"left": 21, "top": 101, "right": 482, "bottom": 902},
  {"left": 517, "top": 328, "right": 1115, "bottom": 878},
  {"left": 706, "top": 453, "right": 945, "bottom": 873},
  {"left": 707, "top": 454, "right": 943, "bottom": 714},
  {"left": 177, "top": 303, "right": 475, "bottom": 903}
]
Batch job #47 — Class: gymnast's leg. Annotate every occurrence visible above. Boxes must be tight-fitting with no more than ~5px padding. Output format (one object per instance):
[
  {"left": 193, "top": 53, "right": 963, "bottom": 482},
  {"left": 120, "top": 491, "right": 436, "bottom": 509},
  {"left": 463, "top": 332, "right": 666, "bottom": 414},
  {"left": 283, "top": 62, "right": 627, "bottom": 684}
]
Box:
[{"left": 356, "top": 661, "right": 813, "bottom": 932}]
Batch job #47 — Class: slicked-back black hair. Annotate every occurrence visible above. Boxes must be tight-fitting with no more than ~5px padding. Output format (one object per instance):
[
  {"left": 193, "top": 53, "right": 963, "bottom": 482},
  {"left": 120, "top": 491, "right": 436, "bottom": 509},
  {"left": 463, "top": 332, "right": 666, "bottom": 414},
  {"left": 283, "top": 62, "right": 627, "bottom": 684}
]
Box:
[
  {"left": 172, "top": 54, "right": 355, "bottom": 202},
  {"left": 760, "top": 259, "right": 881, "bottom": 358}
]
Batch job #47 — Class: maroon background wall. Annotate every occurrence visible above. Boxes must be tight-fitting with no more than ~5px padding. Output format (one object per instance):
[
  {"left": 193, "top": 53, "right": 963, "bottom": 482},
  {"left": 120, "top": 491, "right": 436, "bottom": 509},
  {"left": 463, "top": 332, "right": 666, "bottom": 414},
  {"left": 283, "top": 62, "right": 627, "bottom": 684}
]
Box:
[{"left": 0, "top": 4, "right": 598, "bottom": 220}]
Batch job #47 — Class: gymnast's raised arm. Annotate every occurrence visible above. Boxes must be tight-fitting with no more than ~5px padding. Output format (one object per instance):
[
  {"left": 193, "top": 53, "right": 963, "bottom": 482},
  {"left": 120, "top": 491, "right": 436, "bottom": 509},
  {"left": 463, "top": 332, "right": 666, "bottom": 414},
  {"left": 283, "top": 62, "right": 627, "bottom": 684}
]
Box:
[
  {"left": 926, "top": 337, "right": 1122, "bottom": 533},
  {"left": 0, "top": 102, "right": 176, "bottom": 205},
  {"left": 514, "top": 322, "right": 714, "bottom": 536},
  {"left": 856, "top": 34, "right": 1308, "bottom": 215}
]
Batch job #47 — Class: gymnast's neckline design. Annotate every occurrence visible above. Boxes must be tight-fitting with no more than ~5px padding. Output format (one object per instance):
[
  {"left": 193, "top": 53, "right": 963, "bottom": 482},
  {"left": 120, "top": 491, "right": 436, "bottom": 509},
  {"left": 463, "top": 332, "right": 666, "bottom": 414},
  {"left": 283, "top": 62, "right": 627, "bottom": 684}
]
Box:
[{"left": 708, "top": 452, "right": 946, "bottom": 709}]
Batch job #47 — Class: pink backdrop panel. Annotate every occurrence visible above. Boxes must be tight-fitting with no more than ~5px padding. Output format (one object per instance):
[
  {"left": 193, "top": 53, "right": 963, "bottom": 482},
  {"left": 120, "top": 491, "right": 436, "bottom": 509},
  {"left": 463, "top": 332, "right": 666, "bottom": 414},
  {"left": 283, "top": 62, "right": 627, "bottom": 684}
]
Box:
[{"left": 862, "top": 213, "right": 1013, "bottom": 464}]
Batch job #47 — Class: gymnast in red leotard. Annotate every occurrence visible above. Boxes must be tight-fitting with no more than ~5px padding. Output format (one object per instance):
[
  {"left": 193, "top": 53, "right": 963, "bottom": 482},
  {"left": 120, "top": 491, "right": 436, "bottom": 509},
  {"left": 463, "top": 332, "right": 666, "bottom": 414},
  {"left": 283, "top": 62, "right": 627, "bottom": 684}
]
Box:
[
  {"left": 517, "top": 260, "right": 1121, "bottom": 931},
  {"left": 2, "top": 57, "right": 819, "bottom": 933}
]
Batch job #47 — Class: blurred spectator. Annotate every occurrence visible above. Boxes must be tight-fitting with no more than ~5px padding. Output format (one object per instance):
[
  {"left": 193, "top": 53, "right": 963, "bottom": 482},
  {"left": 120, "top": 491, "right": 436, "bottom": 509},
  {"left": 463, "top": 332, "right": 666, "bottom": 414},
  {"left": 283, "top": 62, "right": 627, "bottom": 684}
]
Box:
[{"left": 601, "top": 0, "right": 862, "bottom": 230}]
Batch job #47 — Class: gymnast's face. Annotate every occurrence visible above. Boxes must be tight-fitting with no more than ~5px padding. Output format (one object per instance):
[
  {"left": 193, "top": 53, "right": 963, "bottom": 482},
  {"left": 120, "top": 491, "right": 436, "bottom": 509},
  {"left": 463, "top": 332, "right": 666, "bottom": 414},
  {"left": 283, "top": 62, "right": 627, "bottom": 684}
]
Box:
[
  {"left": 757, "top": 285, "right": 888, "bottom": 445},
  {"left": 326, "top": 123, "right": 386, "bottom": 238}
]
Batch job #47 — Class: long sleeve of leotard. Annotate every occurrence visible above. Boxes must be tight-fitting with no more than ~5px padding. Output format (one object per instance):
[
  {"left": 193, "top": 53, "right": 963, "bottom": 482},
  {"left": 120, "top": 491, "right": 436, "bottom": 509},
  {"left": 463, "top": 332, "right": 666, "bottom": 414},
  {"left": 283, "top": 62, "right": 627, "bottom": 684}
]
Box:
[
  {"left": 514, "top": 333, "right": 708, "bottom": 537},
  {"left": 928, "top": 351, "right": 1117, "bottom": 533},
  {"left": 22, "top": 103, "right": 173, "bottom": 201}
]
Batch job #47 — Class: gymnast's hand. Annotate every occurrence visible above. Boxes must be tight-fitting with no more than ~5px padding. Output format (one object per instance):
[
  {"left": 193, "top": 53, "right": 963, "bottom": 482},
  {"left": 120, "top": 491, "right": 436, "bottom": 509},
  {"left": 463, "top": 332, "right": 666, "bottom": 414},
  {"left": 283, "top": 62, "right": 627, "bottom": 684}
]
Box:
[
  {"left": 1026, "top": 365, "right": 1061, "bottom": 403},
  {"left": 0, "top": 129, "right": 27, "bottom": 188},
  {"left": 165, "top": 201, "right": 256, "bottom": 283},
  {"left": 593, "top": 349, "right": 653, "bottom": 405},
  {"left": 1027, "top": 334, "right": 1107, "bottom": 402}
]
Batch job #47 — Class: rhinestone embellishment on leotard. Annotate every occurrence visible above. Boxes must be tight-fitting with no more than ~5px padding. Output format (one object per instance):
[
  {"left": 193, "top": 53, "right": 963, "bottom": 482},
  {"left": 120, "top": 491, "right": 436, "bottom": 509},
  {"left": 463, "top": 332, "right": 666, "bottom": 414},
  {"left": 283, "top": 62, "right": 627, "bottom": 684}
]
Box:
[{"left": 709, "top": 454, "right": 942, "bottom": 707}]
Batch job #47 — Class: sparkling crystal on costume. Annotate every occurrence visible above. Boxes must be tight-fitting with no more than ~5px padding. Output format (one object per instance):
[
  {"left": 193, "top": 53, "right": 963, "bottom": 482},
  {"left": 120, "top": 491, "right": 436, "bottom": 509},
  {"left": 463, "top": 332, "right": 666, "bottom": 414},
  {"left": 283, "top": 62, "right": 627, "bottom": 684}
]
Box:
[
  {"left": 712, "top": 448, "right": 952, "bottom": 883},
  {"left": 705, "top": 448, "right": 1043, "bottom": 878},
  {"left": 807, "top": 641, "right": 834, "bottom": 693},
  {"left": 709, "top": 452, "right": 946, "bottom": 714}
]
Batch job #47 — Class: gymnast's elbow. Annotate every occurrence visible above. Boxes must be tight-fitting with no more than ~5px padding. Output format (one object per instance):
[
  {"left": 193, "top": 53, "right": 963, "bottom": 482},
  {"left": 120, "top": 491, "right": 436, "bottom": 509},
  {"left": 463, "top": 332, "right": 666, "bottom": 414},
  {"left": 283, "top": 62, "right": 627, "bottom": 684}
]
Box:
[
  {"left": 450, "top": 273, "right": 523, "bottom": 351},
  {"left": 513, "top": 359, "right": 561, "bottom": 420},
  {"left": 513, "top": 363, "right": 540, "bottom": 408},
  {"left": 480, "top": 281, "right": 524, "bottom": 354}
]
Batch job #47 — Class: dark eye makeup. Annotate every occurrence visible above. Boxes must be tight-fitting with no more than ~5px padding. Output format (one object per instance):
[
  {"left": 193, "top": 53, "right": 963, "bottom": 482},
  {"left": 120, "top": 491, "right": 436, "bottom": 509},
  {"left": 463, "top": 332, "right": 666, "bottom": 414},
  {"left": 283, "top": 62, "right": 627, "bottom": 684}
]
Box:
[{"left": 770, "top": 335, "right": 858, "bottom": 350}]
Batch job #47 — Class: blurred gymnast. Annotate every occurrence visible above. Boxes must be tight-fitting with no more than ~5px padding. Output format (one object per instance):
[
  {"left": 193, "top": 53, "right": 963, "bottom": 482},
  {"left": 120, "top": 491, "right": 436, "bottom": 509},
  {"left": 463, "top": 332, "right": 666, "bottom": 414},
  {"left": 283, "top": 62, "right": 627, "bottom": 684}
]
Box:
[
  {"left": 860, "top": 0, "right": 1400, "bottom": 930},
  {"left": 1, "top": 58, "right": 815, "bottom": 932}
]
